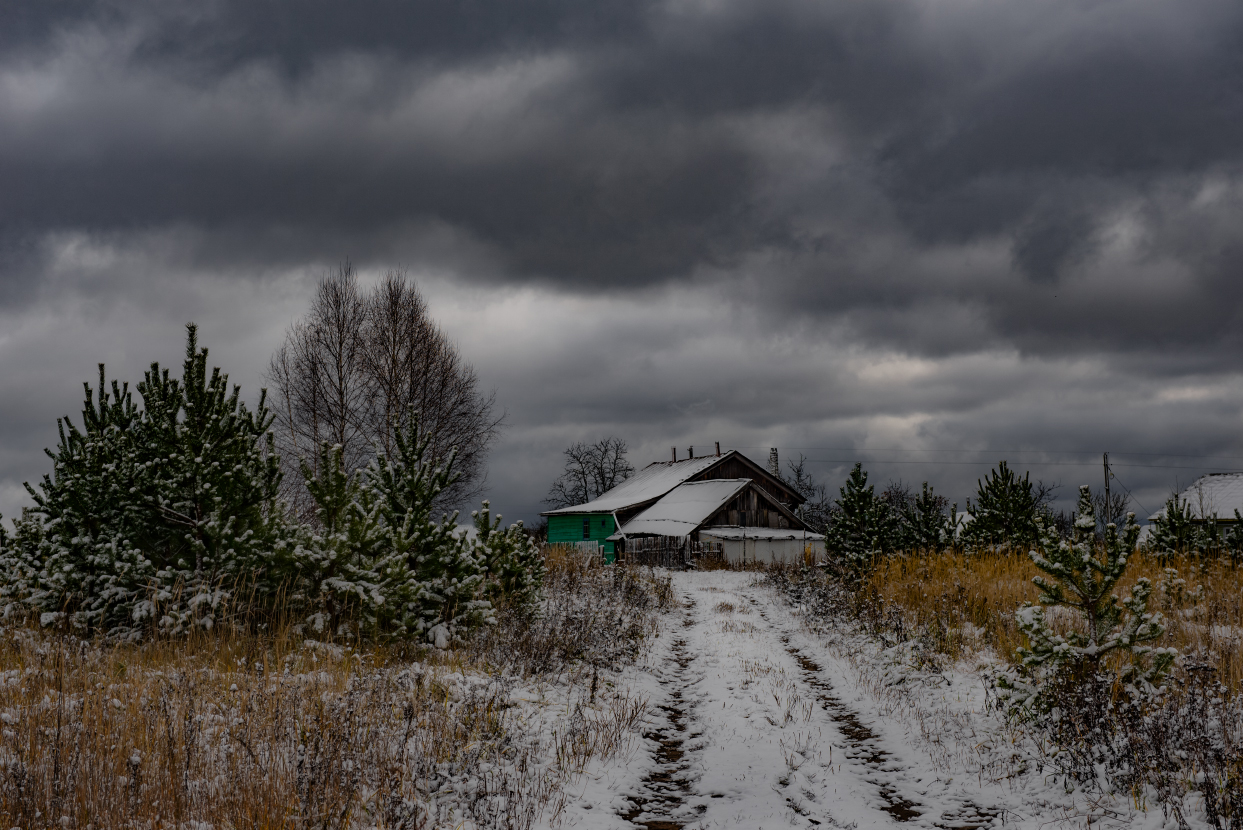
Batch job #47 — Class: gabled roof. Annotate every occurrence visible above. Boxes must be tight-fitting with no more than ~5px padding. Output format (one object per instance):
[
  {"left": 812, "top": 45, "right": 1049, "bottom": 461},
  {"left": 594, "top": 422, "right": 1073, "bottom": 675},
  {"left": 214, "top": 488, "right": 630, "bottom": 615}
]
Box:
[
  {"left": 541, "top": 453, "right": 724, "bottom": 515},
  {"left": 541, "top": 449, "right": 803, "bottom": 516},
  {"left": 608, "top": 479, "right": 751, "bottom": 538},
  {"left": 1147, "top": 473, "right": 1243, "bottom": 522}
]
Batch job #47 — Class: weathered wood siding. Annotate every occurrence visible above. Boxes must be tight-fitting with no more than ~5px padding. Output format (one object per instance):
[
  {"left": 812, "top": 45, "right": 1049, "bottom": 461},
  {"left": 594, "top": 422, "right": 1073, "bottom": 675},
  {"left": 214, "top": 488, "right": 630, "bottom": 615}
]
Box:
[
  {"left": 547, "top": 513, "right": 616, "bottom": 554},
  {"left": 703, "top": 483, "right": 801, "bottom": 529},
  {"left": 688, "top": 455, "right": 802, "bottom": 506}
]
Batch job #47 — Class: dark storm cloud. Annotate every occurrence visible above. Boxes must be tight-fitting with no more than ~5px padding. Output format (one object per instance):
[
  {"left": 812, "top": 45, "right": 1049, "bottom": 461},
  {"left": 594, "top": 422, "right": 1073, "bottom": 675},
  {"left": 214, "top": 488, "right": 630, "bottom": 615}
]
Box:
[
  {"left": 6, "top": 0, "right": 1243, "bottom": 523},
  {"left": 4, "top": 0, "right": 1243, "bottom": 322}
]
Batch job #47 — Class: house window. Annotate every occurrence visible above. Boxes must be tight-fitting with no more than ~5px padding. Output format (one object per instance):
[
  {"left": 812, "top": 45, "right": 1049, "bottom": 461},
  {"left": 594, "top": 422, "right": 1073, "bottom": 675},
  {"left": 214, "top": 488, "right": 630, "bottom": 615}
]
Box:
[
  {"left": 739, "top": 511, "right": 748, "bottom": 526},
  {"left": 583, "top": 517, "right": 591, "bottom": 540}
]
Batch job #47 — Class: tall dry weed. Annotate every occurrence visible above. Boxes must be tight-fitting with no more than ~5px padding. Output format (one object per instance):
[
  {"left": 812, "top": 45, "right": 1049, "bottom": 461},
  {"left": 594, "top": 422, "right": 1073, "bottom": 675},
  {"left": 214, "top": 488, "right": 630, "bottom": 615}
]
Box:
[{"left": 0, "top": 547, "right": 671, "bottom": 828}]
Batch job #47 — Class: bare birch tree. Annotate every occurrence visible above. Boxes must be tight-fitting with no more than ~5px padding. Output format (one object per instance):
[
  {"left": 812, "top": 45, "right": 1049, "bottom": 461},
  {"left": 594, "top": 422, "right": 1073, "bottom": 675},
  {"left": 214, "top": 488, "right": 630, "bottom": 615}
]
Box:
[
  {"left": 268, "top": 265, "right": 502, "bottom": 516},
  {"left": 543, "top": 437, "right": 635, "bottom": 509}
]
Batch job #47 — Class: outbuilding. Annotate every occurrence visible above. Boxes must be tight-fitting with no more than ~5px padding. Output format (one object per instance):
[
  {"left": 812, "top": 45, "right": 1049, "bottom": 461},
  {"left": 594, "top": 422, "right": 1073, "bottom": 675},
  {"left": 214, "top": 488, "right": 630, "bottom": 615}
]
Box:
[{"left": 1146, "top": 472, "right": 1243, "bottom": 524}]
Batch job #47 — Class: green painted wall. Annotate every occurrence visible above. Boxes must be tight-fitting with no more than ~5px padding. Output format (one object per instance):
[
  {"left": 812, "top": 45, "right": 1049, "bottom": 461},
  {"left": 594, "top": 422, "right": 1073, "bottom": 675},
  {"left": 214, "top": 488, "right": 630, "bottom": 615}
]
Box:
[{"left": 547, "top": 513, "right": 616, "bottom": 556}]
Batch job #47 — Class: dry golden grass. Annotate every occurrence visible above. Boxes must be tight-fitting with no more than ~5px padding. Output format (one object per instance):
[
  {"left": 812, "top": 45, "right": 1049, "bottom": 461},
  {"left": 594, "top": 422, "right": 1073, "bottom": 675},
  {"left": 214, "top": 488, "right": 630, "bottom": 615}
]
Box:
[
  {"left": 867, "top": 550, "right": 1243, "bottom": 691},
  {"left": 0, "top": 550, "right": 671, "bottom": 828}
]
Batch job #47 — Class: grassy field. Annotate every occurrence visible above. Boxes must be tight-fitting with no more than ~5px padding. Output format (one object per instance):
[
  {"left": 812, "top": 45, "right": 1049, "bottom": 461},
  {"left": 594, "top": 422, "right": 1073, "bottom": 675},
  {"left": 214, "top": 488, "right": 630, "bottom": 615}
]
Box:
[{"left": 866, "top": 549, "right": 1243, "bottom": 690}]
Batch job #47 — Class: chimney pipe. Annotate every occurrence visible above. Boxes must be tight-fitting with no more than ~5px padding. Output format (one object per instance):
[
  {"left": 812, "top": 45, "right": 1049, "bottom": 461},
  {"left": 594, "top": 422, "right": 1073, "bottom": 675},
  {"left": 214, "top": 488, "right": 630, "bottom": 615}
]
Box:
[
  {"left": 768, "top": 448, "right": 780, "bottom": 478},
  {"left": 688, "top": 446, "right": 694, "bottom": 459},
  {"left": 671, "top": 447, "right": 677, "bottom": 462},
  {"left": 715, "top": 441, "right": 720, "bottom": 457}
]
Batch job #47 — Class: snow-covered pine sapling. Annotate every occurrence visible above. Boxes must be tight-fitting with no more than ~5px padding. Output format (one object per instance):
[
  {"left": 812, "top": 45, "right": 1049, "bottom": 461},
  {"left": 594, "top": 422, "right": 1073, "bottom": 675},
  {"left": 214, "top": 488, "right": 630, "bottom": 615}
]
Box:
[
  {"left": 473, "top": 500, "right": 545, "bottom": 612},
  {"left": 4, "top": 325, "right": 292, "bottom": 639},
  {"left": 1147, "top": 493, "right": 1227, "bottom": 557},
  {"left": 8, "top": 364, "right": 151, "bottom": 635},
  {"left": 1000, "top": 485, "right": 1176, "bottom": 712},
  {"left": 296, "top": 442, "right": 390, "bottom": 637},
  {"left": 963, "top": 461, "right": 1040, "bottom": 552},
  {"left": 366, "top": 410, "right": 493, "bottom": 644},
  {"left": 136, "top": 324, "right": 287, "bottom": 633}
]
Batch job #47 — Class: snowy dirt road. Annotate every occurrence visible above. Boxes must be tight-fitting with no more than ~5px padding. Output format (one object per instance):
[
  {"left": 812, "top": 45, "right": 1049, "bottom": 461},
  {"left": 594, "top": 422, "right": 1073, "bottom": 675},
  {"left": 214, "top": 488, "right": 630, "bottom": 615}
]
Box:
[{"left": 549, "top": 571, "right": 1032, "bottom": 830}]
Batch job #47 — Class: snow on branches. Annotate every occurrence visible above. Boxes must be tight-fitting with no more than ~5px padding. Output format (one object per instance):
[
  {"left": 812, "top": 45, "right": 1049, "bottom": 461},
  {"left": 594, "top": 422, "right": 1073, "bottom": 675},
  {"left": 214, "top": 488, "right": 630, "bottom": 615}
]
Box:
[
  {"left": 0, "top": 326, "right": 543, "bottom": 643},
  {"left": 998, "top": 485, "right": 1176, "bottom": 712}
]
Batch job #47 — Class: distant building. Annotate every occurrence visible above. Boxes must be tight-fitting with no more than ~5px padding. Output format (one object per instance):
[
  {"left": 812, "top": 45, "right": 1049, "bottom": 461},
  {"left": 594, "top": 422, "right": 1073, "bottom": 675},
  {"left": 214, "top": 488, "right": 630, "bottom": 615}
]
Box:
[
  {"left": 541, "top": 447, "right": 824, "bottom": 562},
  {"left": 1147, "top": 473, "right": 1243, "bottom": 523}
]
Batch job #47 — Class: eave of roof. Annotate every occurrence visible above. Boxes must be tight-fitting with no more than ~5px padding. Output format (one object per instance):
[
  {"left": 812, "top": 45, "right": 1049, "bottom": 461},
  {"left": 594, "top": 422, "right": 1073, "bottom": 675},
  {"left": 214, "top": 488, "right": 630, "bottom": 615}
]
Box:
[
  {"left": 540, "top": 453, "right": 725, "bottom": 515},
  {"left": 698, "top": 526, "right": 826, "bottom": 541},
  {"left": 607, "top": 479, "right": 751, "bottom": 539}
]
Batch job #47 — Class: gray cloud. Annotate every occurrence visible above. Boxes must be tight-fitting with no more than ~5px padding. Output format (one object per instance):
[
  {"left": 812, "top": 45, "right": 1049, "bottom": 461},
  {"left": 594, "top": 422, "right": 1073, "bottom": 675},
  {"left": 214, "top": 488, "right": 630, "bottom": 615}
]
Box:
[{"left": 4, "top": 0, "right": 1243, "bottom": 524}]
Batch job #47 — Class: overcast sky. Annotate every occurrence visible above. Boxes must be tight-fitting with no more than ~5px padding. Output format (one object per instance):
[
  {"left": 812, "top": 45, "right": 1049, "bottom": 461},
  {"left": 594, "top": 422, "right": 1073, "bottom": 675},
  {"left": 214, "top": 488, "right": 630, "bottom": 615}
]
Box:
[{"left": 4, "top": 0, "right": 1243, "bottom": 526}]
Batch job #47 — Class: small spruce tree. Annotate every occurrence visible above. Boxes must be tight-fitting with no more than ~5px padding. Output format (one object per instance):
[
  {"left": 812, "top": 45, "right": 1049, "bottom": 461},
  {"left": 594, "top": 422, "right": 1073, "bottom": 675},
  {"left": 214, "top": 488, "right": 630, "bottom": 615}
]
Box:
[
  {"left": 137, "top": 324, "right": 288, "bottom": 631},
  {"left": 964, "top": 461, "right": 1040, "bottom": 551},
  {"left": 825, "top": 463, "right": 898, "bottom": 576},
  {"left": 998, "top": 485, "right": 1176, "bottom": 711},
  {"left": 898, "top": 482, "right": 952, "bottom": 551},
  {"left": 7, "top": 367, "right": 150, "bottom": 634}
]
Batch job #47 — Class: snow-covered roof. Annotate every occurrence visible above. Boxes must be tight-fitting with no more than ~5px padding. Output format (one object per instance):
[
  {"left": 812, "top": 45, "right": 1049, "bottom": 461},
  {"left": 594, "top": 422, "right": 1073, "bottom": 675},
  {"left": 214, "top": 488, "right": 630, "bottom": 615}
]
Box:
[
  {"left": 542, "top": 454, "right": 725, "bottom": 515},
  {"left": 698, "top": 527, "right": 826, "bottom": 542},
  {"left": 1147, "top": 472, "right": 1243, "bottom": 522},
  {"left": 607, "top": 479, "right": 751, "bottom": 538}
]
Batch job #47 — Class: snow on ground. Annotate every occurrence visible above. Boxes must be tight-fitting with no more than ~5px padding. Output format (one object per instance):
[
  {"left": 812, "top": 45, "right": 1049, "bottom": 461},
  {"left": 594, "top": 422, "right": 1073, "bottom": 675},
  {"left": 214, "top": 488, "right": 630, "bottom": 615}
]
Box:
[{"left": 544, "top": 570, "right": 1196, "bottom": 830}]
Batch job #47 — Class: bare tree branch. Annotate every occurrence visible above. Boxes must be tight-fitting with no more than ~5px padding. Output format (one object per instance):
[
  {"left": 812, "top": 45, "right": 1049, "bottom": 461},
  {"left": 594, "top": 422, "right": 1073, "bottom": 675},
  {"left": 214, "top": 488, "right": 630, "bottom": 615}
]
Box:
[
  {"left": 267, "top": 265, "right": 504, "bottom": 517},
  {"left": 543, "top": 437, "right": 634, "bottom": 509}
]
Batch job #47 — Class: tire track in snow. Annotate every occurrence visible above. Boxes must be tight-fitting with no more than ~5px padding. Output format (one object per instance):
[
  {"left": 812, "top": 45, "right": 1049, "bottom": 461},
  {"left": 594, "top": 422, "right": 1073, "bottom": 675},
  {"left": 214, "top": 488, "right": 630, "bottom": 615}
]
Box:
[
  {"left": 743, "top": 588, "right": 1002, "bottom": 829},
  {"left": 619, "top": 596, "right": 707, "bottom": 830}
]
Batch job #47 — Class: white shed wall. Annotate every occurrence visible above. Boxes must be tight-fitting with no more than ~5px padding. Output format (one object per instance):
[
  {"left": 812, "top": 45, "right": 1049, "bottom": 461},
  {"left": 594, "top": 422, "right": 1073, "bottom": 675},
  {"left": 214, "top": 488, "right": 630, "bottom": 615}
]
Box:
[{"left": 719, "top": 537, "right": 825, "bottom": 565}]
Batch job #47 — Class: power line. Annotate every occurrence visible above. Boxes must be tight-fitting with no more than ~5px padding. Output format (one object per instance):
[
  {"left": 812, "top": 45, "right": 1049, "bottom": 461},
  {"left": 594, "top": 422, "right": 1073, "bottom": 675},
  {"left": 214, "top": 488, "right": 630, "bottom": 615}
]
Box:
[
  {"left": 729, "top": 445, "right": 1243, "bottom": 461},
  {"left": 1107, "top": 470, "right": 1152, "bottom": 519},
  {"left": 784, "top": 458, "right": 1243, "bottom": 472}
]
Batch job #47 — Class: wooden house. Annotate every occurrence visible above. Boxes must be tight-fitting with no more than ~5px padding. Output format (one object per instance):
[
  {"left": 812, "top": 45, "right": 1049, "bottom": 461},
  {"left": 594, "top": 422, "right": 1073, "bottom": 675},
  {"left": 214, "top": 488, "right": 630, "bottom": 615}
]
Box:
[{"left": 542, "top": 447, "right": 822, "bottom": 562}]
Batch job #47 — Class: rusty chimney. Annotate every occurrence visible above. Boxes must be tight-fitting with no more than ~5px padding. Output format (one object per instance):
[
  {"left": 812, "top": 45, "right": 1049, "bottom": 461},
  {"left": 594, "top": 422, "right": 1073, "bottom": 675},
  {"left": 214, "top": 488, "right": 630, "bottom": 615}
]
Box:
[
  {"left": 671, "top": 447, "right": 677, "bottom": 462},
  {"left": 688, "top": 446, "right": 694, "bottom": 459},
  {"left": 715, "top": 441, "right": 721, "bottom": 457}
]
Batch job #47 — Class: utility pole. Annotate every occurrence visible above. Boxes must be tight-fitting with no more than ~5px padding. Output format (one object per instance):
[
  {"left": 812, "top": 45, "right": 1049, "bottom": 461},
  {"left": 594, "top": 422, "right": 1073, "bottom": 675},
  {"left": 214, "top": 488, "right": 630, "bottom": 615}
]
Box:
[{"left": 1103, "top": 452, "right": 1111, "bottom": 520}]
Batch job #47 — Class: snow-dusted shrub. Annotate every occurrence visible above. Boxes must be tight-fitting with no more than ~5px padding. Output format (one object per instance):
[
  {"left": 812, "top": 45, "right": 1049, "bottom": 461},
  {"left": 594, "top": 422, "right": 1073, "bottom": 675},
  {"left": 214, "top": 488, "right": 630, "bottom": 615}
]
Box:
[
  {"left": 473, "top": 548, "right": 672, "bottom": 676},
  {"left": 1147, "top": 495, "right": 1243, "bottom": 563},
  {"left": 1115, "top": 666, "right": 1243, "bottom": 830},
  {"left": 997, "top": 485, "right": 1176, "bottom": 713},
  {"left": 473, "top": 501, "right": 546, "bottom": 611}
]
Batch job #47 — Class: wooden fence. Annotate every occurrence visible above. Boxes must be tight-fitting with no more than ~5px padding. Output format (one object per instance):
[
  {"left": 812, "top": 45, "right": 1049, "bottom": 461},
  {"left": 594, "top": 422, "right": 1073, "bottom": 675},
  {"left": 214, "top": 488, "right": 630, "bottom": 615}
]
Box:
[{"left": 621, "top": 537, "right": 724, "bottom": 569}]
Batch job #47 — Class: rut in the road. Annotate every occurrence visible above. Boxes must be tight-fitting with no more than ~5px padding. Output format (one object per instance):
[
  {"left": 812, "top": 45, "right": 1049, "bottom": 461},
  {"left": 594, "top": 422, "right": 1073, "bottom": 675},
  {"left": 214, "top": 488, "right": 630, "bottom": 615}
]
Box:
[
  {"left": 619, "top": 601, "right": 705, "bottom": 830},
  {"left": 783, "top": 631, "right": 1001, "bottom": 829},
  {"left": 786, "top": 644, "right": 925, "bottom": 823}
]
